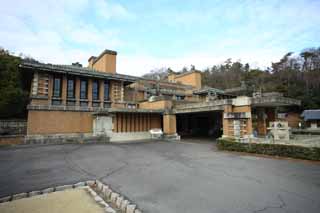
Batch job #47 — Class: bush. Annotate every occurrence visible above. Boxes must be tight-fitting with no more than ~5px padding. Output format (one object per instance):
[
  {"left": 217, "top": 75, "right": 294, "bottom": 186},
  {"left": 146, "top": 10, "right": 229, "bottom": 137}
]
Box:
[{"left": 217, "top": 138, "right": 320, "bottom": 161}]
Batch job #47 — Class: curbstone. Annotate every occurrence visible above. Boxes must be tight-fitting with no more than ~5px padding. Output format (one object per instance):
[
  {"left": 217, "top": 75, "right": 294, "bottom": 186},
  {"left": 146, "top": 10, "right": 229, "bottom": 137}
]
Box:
[
  {"left": 105, "top": 207, "right": 116, "bottom": 213},
  {"left": 116, "top": 196, "right": 124, "bottom": 208},
  {"left": 28, "top": 191, "right": 41, "bottom": 197},
  {"left": 94, "top": 195, "right": 103, "bottom": 202},
  {"left": 86, "top": 180, "right": 95, "bottom": 186},
  {"left": 74, "top": 182, "right": 86, "bottom": 188},
  {"left": 104, "top": 187, "right": 112, "bottom": 199},
  {"left": 55, "top": 184, "right": 73, "bottom": 191},
  {"left": 96, "top": 180, "right": 104, "bottom": 192},
  {"left": 126, "top": 204, "right": 137, "bottom": 213},
  {"left": 12, "top": 193, "right": 28, "bottom": 200},
  {"left": 101, "top": 185, "right": 109, "bottom": 197},
  {"left": 88, "top": 188, "right": 97, "bottom": 197},
  {"left": 120, "top": 199, "right": 130, "bottom": 211},
  {"left": 42, "top": 187, "right": 54, "bottom": 194},
  {"left": 110, "top": 192, "right": 119, "bottom": 203},
  {"left": 0, "top": 196, "right": 11, "bottom": 203},
  {"left": 98, "top": 200, "right": 109, "bottom": 208}
]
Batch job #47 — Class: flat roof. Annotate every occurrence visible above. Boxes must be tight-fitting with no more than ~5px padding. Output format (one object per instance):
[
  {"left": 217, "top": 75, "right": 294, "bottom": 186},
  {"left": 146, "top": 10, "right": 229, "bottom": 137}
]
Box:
[{"left": 20, "top": 61, "right": 139, "bottom": 82}]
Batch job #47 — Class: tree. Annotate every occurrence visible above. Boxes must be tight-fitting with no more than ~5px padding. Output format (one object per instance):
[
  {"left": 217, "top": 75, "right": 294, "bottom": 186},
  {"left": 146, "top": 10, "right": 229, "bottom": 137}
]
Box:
[{"left": 0, "top": 48, "right": 28, "bottom": 118}]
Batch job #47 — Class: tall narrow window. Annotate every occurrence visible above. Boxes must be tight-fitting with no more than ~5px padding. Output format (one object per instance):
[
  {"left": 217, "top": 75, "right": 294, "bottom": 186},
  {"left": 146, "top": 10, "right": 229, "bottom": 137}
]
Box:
[
  {"left": 92, "top": 80, "right": 99, "bottom": 100},
  {"left": 53, "top": 76, "right": 62, "bottom": 97},
  {"left": 67, "top": 78, "right": 75, "bottom": 98},
  {"left": 80, "top": 79, "right": 88, "bottom": 99},
  {"left": 104, "top": 81, "right": 110, "bottom": 101}
]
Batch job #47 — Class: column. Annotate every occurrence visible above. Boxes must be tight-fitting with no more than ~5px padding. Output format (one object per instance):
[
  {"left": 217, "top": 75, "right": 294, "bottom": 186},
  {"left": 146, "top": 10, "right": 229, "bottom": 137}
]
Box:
[
  {"left": 120, "top": 81, "right": 124, "bottom": 102},
  {"left": 222, "top": 105, "right": 232, "bottom": 137},
  {"left": 99, "top": 79, "right": 104, "bottom": 108},
  {"left": 75, "top": 77, "right": 80, "bottom": 106},
  {"left": 163, "top": 114, "right": 177, "bottom": 135},
  {"left": 88, "top": 79, "right": 92, "bottom": 108},
  {"left": 62, "top": 75, "right": 67, "bottom": 105}
]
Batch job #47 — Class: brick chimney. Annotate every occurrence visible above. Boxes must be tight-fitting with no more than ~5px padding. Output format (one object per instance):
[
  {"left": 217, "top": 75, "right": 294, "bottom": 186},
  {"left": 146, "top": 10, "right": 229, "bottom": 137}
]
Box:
[{"left": 88, "top": 49, "right": 117, "bottom": 74}]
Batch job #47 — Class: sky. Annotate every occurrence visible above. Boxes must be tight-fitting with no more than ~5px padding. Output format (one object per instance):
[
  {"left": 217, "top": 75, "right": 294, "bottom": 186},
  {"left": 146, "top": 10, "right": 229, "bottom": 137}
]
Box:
[{"left": 1, "top": 0, "right": 320, "bottom": 76}]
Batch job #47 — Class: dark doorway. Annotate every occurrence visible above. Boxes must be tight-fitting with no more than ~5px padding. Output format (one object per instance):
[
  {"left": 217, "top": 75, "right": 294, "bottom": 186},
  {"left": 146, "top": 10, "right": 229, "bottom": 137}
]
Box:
[{"left": 176, "top": 111, "right": 223, "bottom": 139}]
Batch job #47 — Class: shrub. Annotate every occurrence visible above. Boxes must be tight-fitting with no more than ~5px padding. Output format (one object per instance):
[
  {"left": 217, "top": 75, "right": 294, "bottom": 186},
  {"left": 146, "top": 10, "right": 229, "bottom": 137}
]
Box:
[{"left": 217, "top": 138, "right": 320, "bottom": 161}]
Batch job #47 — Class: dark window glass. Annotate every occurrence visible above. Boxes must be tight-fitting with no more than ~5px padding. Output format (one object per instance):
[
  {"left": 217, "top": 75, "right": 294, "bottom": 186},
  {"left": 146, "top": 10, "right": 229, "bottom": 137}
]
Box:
[
  {"left": 53, "top": 76, "right": 62, "bottom": 97},
  {"left": 92, "top": 80, "right": 99, "bottom": 100},
  {"left": 176, "top": 95, "right": 185, "bottom": 100},
  {"left": 67, "top": 78, "right": 75, "bottom": 98},
  {"left": 104, "top": 81, "right": 110, "bottom": 100},
  {"left": 80, "top": 79, "right": 87, "bottom": 99}
]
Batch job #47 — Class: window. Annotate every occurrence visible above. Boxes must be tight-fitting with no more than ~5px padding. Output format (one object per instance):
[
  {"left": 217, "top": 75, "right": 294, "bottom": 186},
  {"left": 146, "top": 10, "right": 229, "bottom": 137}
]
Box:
[
  {"left": 53, "top": 76, "right": 62, "bottom": 97},
  {"left": 80, "top": 79, "right": 88, "bottom": 99},
  {"left": 67, "top": 78, "right": 75, "bottom": 99},
  {"left": 176, "top": 95, "right": 185, "bottom": 100},
  {"left": 104, "top": 81, "right": 110, "bottom": 101},
  {"left": 92, "top": 80, "right": 99, "bottom": 100}
]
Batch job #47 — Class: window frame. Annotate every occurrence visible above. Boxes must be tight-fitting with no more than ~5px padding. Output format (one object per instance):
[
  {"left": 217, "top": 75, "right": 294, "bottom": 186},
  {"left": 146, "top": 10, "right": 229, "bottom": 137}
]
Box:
[
  {"left": 52, "top": 75, "right": 62, "bottom": 98},
  {"left": 92, "top": 80, "right": 100, "bottom": 101},
  {"left": 80, "top": 79, "right": 88, "bottom": 99},
  {"left": 67, "top": 77, "right": 75, "bottom": 99},
  {"left": 104, "top": 80, "right": 110, "bottom": 101}
]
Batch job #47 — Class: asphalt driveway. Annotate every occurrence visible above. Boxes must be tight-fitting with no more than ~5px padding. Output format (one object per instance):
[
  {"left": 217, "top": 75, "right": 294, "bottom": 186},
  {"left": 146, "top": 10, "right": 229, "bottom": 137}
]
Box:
[{"left": 0, "top": 140, "right": 320, "bottom": 213}]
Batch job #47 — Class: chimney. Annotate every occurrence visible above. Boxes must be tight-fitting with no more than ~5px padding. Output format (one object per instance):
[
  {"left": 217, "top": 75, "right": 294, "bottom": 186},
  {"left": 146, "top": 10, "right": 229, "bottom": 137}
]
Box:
[
  {"left": 88, "top": 49, "right": 117, "bottom": 74},
  {"left": 88, "top": 56, "right": 97, "bottom": 68}
]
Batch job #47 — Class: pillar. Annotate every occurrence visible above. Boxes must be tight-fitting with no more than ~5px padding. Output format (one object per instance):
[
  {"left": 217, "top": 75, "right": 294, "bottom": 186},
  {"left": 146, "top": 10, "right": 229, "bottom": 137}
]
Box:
[
  {"left": 222, "top": 105, "right": 232, "bottom": 137},
  {"left": 163, "top": 114, "right": 177, "bottom": 135},
  {"left": 75, "top": 77, "right": 80, "bottom": 106},
  {"left": 88, "top": 79, "right": 92, "bottom": 107},
  {"left": 62, "top": 75, "right": 67, "bottom": 105},
  {"left": 99, "top": 79, "right": 104, "bottom": 108}
]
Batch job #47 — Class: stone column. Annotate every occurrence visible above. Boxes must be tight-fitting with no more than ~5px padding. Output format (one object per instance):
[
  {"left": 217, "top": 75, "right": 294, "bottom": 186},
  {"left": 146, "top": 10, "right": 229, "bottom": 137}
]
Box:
[
  {"left": 99, "top": 80, "right": 104, "bottom": 108},
  {"left": 163, "top": 113, "right": 177, "bottom": 135},
  {"left": 120, "top": 81, "right": 124, "bottom": 102},
  {"left": 62, "top": 75, "right": 67, "bottom": 105},
  {"left": 48, "top": 74, "right": 53, "bottom": 105},
  {"left": 75, "top": 77, "right": 80, "bottom": 106},
  {"left": 88, "top": 79, "right": 92, "bottom": 108},
  {"left": 222, "top": 105, "right": 232, "bottom": 137}
]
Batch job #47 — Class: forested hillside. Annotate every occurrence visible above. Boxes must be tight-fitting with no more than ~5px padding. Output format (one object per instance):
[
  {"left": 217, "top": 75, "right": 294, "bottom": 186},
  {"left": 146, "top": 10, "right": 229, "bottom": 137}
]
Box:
[{"left": 143, "top": 47, "right": 320, "bottom": 109}]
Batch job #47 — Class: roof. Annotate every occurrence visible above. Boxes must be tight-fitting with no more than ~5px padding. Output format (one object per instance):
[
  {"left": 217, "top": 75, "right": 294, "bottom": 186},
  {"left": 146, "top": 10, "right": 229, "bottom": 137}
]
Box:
[
  {"left": 301, "top": 110, "right": 320, "bottom": 121},
  {"left": 20, "top": 61, "right": 139, "bottom": 82}
]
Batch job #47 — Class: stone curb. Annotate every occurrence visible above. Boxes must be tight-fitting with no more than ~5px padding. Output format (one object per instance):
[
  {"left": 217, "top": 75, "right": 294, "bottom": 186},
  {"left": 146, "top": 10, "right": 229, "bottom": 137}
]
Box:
[
  {"left": 0, "top": 180, "right": 142, "bottom": 213},
  {"left": 91, "top": 179, "right": 143, "bottom": 213}
]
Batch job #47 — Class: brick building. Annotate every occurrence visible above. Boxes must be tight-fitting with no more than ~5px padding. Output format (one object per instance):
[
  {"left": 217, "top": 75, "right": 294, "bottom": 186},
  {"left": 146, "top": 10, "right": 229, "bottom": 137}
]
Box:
[{"left": 20, "top": 49, "right": 301, "bottom": 143}]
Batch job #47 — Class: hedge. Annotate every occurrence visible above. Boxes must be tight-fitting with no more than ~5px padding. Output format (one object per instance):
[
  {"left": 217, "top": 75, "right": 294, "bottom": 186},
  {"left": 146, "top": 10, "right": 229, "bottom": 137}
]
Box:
[{"left": 217, "top": 138, "right": 320, "bottom": 161}]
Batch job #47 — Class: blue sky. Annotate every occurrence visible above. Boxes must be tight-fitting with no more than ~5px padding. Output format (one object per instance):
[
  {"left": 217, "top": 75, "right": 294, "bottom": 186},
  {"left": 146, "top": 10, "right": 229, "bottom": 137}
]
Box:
[{"left": 1, "top": 0, "right": 320, "bottom": 76}]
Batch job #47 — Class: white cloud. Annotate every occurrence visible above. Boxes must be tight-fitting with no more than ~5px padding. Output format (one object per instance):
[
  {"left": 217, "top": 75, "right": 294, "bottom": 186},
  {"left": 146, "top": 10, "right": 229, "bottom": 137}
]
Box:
[
  {"left": 0, "top": 0, "right": 130, "bottom": 66},
  {"left": 95, "top": 0, "right": 135, "bottom": 20}
]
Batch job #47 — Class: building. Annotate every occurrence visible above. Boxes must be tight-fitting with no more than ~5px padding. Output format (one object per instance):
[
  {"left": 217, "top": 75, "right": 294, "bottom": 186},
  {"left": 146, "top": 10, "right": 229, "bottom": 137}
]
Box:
[
  {"left": 301, "top": 110, "right": 320, "bottom": 129},
  {"left": 20, "top": 49, "right": 301, "bottom": 143}
]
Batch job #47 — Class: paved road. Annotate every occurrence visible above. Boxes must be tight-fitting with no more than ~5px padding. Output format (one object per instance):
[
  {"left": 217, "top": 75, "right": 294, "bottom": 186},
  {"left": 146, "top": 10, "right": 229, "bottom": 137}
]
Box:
[{"left": 0, "top": 140, "right": 320, "bottom": 213}]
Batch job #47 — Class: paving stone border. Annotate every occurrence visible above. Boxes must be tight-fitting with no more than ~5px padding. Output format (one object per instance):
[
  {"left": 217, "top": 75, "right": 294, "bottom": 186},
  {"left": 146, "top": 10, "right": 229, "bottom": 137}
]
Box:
[
  {"left": 91, "top": 180, "right": 143, "bottom": 213},
  {"left": 0, "top": 180, "right": 143, "bottom": 213}
]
